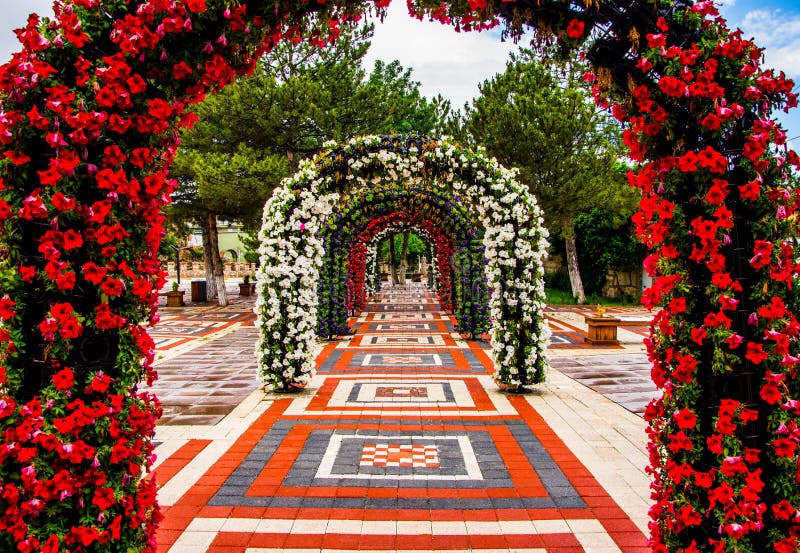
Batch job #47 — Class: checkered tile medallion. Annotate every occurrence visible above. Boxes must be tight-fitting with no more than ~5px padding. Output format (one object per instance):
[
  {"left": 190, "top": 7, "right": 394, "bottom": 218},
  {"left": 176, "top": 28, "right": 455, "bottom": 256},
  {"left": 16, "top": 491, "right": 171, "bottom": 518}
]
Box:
[{"left": 360, "top": 443, "right": 440, "bottom": 468}]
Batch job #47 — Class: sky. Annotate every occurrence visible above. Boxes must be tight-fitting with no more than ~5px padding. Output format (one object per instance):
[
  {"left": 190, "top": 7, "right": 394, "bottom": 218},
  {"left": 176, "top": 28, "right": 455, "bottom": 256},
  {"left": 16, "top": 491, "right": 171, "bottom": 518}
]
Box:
[{"left": 0, "top": 0, "right": 798, "bottom": 143}]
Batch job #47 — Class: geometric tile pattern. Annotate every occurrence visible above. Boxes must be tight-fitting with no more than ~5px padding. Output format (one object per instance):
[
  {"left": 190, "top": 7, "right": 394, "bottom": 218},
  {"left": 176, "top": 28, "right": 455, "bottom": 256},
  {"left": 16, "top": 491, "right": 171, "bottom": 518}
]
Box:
[
  {"left": 360, "top": 443, "right": 440, "bottom": 468},
  {"left": 154, "top": 283, "right": 651, "bottom": 553},
  {"left": 374, "top": 386, "right": 428, "bottom": 398},
  {"left": 358, "top": 334, "right": 447, "bottom": 346}
]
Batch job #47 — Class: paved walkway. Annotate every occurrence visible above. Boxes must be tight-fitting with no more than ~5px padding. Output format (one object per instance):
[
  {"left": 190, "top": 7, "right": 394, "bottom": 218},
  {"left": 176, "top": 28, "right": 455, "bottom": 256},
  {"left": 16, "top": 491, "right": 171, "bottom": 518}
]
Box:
[{"left": 152, "top": 285, "right": 654, "bottom": 552}]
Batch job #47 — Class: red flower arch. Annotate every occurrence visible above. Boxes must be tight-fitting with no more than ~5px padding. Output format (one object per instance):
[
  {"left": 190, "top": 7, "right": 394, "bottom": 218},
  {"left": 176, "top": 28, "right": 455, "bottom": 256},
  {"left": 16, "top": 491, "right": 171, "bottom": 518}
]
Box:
[
  {"left": 0, "top": 0, "right": 798, "bottom": 550},
  {"left": 346, "top": 211, "right": 456, "bottom": 313}
]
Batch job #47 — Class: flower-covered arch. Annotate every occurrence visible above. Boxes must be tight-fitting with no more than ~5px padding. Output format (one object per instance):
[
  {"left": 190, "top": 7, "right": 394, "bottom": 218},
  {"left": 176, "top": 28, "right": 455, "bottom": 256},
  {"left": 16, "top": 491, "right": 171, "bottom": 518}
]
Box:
[
  {"left": 1, "top": 0, "right": 799, "bottom": 550},
  {"left": 346, "top": 212, "right": 459, "bottom": 315},
  {"left": 257, "top": 134, "right": 550, "bottom": 390},
  {"left": 317, "top": 187, "right": 488, "bottom": 335}
]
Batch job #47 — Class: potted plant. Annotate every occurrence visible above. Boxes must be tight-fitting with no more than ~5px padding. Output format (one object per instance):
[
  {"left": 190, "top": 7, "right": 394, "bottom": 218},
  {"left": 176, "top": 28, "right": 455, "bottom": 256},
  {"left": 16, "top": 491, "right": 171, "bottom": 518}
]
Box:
[
  {"left": 165, "top": 281, "right": 185, "bottom": 307},
  {"left": 239, "top": 274, "right": 256, "bottom": 296}
]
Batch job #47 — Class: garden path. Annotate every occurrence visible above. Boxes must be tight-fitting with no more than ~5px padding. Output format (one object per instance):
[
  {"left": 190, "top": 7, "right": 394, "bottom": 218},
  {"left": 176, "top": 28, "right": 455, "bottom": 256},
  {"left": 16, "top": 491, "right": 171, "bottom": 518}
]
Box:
[{"left": 152, "top": 284, "right": 653, "bottom": 552}]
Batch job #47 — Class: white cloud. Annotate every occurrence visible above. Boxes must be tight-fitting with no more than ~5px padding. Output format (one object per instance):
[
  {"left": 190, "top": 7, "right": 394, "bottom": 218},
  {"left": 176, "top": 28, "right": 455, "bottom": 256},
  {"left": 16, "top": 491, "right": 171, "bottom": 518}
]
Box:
[
  {"left": 739, "top": 9, "right": 800, "bottom": 78},
  {"left": 0, "top": 0, "right": 54, "bottom": 63},
  {"left": 363, "top": 1, "right": 525, "bottom": 108}
]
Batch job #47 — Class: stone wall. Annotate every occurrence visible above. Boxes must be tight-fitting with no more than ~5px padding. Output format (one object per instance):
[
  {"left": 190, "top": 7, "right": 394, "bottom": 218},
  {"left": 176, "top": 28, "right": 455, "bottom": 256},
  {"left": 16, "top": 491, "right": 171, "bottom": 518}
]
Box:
[
  {"left": 602, "top": 267, "right": 643, "bottom": 300},
  {"left": 165, "top": 262, "right": 257, "bottom": 279},
  {"left": 542, "top": 253, "right": 564, "bottom": 274}
]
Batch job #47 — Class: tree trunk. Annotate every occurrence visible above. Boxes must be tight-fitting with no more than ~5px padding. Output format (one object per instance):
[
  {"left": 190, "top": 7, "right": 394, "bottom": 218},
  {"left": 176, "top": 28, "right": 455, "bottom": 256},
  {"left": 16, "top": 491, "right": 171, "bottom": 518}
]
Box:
[
  {"left": 198, "top": 215, "right": 217, "bottom": 300},
  {"left": 398, "top": 230, "right": 409, "bottom": 285},
  {"left": 206, "top": 213, "right": 228, "bottom": 307},
  {"left": 563, "top": 218, "right": 586, "bottom": 304},
  {"left": 389, "top": 233, "right": 399, "bottom": 285}
]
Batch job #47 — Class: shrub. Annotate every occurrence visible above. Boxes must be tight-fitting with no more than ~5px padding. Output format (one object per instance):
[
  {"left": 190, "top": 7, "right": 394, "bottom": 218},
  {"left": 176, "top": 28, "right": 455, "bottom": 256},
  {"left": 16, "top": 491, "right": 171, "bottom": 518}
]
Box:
[{"left": 575, "top": 208, "right": 646, "bottom": 295}]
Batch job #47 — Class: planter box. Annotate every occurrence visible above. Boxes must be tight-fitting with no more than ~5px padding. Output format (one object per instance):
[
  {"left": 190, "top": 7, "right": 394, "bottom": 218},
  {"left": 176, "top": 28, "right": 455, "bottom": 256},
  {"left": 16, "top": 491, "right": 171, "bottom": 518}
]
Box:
[
  {"left": 584, "top": 316, "right": 621, "bottom": 346},
  {"left": 165, "top": 291, "right": 185, "bottom": 307},
  {"left": 239, "top": 282, "right": 256, "bottom": 296}
]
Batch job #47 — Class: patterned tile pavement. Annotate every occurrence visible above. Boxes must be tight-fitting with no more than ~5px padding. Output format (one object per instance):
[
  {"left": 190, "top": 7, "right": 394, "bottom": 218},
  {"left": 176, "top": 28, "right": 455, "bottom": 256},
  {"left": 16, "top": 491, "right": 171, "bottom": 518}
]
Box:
[{"left": 151, "top": 284, "right": 657, "bottom": 552}]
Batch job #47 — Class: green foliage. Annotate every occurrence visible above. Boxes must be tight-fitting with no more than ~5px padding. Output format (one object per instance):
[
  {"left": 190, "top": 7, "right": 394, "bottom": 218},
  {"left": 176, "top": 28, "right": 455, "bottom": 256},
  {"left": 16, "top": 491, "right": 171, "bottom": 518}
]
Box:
[
  {"left": 459, "top": 50, "right": 638, "bottom": 236},
  {"left": 544, "top": 269, "right": 571, "bottom": 291},
  {"left": 574, "top": 207, "right": 646, "bottom": 295},
  {"left": 544, "top": 287, "right": 636, "bottom": 306},
  {"left": 361, "top": 60, "right": 452, "bottom": 135},
  {"left": 170, "top": 23, "right": 450, "bottom": 233},
  {"left": 157, "top": 218, "right": 189, "bottom": 261},
  {"left": 544, "top": 287, "right": 578, "bottom": 305},
  {"left": 380, "top": 231, "right": 429, "bottom": 267},
  {"left": 239, "top": 230, "right": 262, "bottom": 266}
]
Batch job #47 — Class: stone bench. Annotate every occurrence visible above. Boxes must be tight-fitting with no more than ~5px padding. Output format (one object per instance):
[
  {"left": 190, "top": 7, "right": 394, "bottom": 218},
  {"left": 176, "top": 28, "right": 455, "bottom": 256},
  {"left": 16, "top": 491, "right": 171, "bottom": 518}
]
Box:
[
  {"left": 615, "top": 315, "right": 652, "bottom": 327},
  {"left": 583, "top": 314, "right": 652, "bottom": 346}
]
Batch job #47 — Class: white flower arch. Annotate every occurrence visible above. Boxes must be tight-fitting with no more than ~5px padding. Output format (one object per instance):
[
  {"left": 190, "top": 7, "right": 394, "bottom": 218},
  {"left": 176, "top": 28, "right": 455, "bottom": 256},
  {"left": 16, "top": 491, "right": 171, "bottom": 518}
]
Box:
[{"left": 257, "top": 135, "right": 550, "bottom": 391}]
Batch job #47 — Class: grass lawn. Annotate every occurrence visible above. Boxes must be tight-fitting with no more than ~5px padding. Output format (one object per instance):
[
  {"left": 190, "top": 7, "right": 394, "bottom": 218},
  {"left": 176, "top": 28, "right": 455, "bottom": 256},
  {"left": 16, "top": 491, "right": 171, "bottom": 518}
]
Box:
[{"left": 544, "top": 288, "right": 641, "bottom": 307}]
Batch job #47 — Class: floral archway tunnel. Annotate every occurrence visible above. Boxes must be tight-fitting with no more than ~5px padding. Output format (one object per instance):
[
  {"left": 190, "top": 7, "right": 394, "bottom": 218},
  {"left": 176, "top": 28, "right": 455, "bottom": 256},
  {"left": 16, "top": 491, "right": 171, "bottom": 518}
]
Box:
[
  {"left": 346, "top": 212, "right": 459, "bottom": 317},
  {"left": 320, "top": 192, "right": 489, "bottom": 338},
  {"left": 0, "top": 0, "right": 799, "bottom": 550},
  {"left": 315, "top": 190, "right": 478, "bottom": 337},
  {"left": 257, "top": 134, "right": 550, "bottom": 391}
]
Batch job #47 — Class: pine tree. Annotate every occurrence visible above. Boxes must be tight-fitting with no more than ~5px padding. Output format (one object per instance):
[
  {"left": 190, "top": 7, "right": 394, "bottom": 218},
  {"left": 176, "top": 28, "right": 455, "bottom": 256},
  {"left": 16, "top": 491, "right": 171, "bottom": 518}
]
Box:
[{"left": 461, "top": 50, "right": 637, "bottom": 303}]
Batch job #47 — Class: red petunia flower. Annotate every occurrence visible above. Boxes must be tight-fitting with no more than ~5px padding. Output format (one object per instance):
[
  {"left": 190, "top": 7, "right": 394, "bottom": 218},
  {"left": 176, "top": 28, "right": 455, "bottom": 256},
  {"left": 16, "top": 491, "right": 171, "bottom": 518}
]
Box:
[
  {"left": 705, "top": 178, "right": 728, "bottom": 205},
  {"left": 95, "top": 303, "right": 125, "bottom": 330},
  {"left": 774, "top": 538, "right": 799, "bottom": 553},
  {"left": 39, "top": 317, "right": 58, "bottom": 341},
  {"left": 92, "top": 487, "right": 115, "bottom": 510},
  {"left": 772, "top": 438, "right": 796, "bottom": 457},
  {"left": 668, "top": 431, "right": 693, "bottom": 453},
  {"left": 772, "top": 500, "right": 796, "bottom": 520},
  {"left": 82, "top": 263, "right": 107, "bottom": 285},
  {"left": 100, "top": 278, "right": 125, "bottom": 297},
  {"left": 725, "top": 333, "right": 743, "bottom": 349},
  {"left": 675, "top": 504, "right": 702, "bottom": 527},
  {"left": 0, "top": 297, "right": 16, "bottom": 321},
  {"left": 646, "top": 33, "right": 666, "bottom": 48},
  {"left": 760, "top": 383, "right": 782, "bottom": 404},
  {"left": 707, "top": 433, "right": 724, "bottom": 454},
  {"left": 708, "top": 481, "right": 734, "bottom": 508},
  {"left": 668, "top": 297, "right": 686, "bottom": 314},
  {"left": 690, "top": 327, "right": 707, "bottom": 345},
  {"left": 757, "top": 296, "right": 786, "bottom": 319},
  {"left": 745, "top": 342, "right": 768, "bottom": 364},
  {"left": 673, "top": 408, "right": 697, "bottom": 430},
  {"left": 51, "top": 192, "right": 76, "bottom": 211},
  {"left": 70, "top": 526, "right": 100, "bottom": 547},
  {"left": 4, "top": 151, "right": 31, "bottom": 165},
  {"left": 0, "top": 199, "right": 10, "bottom": 221},
  {"left": 750, "top": 240, "right": 773, "bottom": 269},
  {"left": 89, "top": 372, "right": 111, "bottom": 394},
  {"left": 62, "top": 229, "right": 83, "bottom": 251},
  {"left": 658, "top": 75, "right": 686, "bottom": 98},
  {"left": 52, "top": 368, "right": 74, "bottom": 391},
  {"left": 566, "top": 18, "right": 584, "bottom": 39},
  {"left": 696, "top": 146, "right": 727, "bottom": 174}
]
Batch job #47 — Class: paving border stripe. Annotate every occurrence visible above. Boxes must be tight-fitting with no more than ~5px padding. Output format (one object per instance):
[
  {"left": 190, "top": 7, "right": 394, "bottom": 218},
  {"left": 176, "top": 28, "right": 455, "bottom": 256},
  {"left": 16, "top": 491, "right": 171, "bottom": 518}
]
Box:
[
  {"left": 147, "top": 439, "right": 212, "bottom": 489},
  {"left": 510, "top": 396, "right": 647, "bottom": 551}
]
